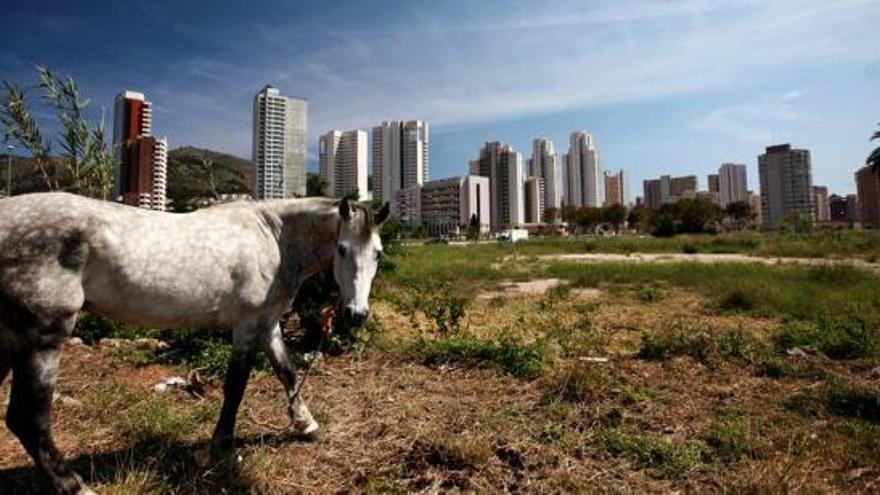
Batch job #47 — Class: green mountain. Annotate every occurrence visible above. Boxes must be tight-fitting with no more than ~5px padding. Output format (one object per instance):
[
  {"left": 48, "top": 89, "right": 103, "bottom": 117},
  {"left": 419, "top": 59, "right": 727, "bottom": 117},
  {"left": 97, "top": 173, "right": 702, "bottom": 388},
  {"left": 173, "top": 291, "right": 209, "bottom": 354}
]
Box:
[{"left": 166, "top": 146, "right": 253, "bottom": 210}]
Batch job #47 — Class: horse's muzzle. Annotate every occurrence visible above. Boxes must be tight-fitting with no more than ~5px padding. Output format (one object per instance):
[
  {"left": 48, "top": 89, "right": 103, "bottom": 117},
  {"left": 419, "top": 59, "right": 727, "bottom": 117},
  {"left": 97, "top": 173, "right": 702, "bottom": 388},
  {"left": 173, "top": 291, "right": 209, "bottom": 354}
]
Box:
[{"left": 343, "top": 307, "right": 369, "bottom": 327}]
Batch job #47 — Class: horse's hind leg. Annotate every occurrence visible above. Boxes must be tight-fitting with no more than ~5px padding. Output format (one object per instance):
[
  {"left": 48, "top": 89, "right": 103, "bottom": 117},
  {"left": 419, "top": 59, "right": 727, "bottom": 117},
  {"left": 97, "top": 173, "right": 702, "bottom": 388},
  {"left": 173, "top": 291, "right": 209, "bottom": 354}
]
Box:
[{"left": 7, "top": 341, "right": 91, "bottom": 494}]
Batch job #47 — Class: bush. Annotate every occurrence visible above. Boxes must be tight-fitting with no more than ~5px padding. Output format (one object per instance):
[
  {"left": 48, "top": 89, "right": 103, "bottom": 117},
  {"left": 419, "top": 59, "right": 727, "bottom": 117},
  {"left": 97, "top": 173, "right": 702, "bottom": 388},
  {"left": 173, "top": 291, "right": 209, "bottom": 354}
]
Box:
[
  {"left": 682, "top": 243, "right": 699, "bottom": 254},
  {"left": 419, "top": 283, "right": 468, "bottom": 335}
]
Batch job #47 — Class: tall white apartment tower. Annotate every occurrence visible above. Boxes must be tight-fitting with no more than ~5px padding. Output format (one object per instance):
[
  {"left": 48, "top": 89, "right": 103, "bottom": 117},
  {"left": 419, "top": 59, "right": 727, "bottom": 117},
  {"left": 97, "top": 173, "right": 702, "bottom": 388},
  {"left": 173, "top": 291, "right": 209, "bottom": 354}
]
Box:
[
  {"left": 319, "top": 129, "right": 368, "bottom": 200},
  {"left": 472, "top": 141, "right": 524, "bottom": 231},
  {"left": 567, "top": 132, "right": 602, "bottom": 207},
  {"left": 372, "top": 120, "right": 429, "bottom": 203},
  {"left": 718, "top": 163, "right": 748, "bottom": 208},
  {"left": 252, "top": 85, "right": 307, "bottom": 199},
  {"left": 530, "top": 138, "right": 559, "bottom": 212}
]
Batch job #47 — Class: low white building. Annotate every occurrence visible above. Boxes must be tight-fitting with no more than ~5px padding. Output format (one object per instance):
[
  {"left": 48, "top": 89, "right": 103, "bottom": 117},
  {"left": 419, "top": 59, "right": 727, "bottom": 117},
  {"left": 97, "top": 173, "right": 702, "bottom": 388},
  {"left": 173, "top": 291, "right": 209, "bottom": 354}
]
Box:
[{"left": 421, "top": 175, "right": 490, "bottom": 237}]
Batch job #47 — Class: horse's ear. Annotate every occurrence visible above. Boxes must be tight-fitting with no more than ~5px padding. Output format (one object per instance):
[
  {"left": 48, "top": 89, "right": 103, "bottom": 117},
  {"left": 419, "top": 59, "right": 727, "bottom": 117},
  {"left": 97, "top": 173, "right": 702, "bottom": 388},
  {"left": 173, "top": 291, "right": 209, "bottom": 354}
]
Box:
[
  {"left": 339, "top": 198, "right": 352, "bottom": 222},
  {"left": 375, "top": 202, "right": 390, "bottom": 225}
]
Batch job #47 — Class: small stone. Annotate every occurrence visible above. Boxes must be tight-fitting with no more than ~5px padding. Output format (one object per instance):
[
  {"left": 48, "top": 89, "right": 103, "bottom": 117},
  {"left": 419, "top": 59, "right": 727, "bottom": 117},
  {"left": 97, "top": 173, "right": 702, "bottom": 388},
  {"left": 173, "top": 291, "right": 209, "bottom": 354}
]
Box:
[
  {"left": 99, "top": 338, "right": 125, "bottom": 348},
  {"left": 67, "top": 337, "right": 84, "bottom": 346},
  {"left": 787, "top": 347, "right": 809, "bottom": 358},
  {"left": 153, "top": 383, "right": 169, "bottom": 393},
  {"left": 135, "top": 338, "right": 169, "bottom": 351}
]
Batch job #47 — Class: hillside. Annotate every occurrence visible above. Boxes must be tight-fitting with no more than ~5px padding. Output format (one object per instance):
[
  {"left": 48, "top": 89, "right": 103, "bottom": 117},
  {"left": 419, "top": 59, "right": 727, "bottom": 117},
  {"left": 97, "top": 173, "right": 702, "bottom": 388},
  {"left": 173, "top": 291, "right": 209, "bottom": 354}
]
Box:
[{"left": 165, "top": 146, "right": 254, "bottom": 210}]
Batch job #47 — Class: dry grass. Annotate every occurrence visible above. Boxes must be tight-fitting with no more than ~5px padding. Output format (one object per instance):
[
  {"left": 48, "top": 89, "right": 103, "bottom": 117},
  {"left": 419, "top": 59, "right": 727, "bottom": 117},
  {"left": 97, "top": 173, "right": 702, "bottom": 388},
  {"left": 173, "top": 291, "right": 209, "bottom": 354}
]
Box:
[{"left": 2, "top": 255, "right": 880, "bottom": 492}]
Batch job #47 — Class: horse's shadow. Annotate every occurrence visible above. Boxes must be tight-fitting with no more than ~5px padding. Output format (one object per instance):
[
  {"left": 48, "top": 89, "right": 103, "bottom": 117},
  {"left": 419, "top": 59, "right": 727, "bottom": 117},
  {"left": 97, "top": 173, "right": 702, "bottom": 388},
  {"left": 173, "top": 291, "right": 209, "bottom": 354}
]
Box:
[{"left": 0, "top": 431, "right": 305, "bottom": 494}]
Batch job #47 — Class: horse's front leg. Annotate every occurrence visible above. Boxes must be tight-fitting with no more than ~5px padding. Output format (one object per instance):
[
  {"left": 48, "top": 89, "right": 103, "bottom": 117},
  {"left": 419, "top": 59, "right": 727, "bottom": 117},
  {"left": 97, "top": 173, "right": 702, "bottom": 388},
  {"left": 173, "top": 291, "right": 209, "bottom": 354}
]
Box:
[
  {"left": 210, "top": 327, "right": 258, "bottom": 461},
  {"left": 263, "top": 324, "right": 320, "bottom": 440}
]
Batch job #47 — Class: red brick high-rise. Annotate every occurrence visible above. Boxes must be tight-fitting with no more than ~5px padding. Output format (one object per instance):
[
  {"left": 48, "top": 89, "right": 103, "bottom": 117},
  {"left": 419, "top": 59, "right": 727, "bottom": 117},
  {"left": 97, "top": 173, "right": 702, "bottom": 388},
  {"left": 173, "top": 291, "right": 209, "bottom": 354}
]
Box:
[
  {"left": 856, "top": 166, "right": 880, "bottom": 228},
  {"left": 113, "top": 91, "right": 167, "bottom": 211}
]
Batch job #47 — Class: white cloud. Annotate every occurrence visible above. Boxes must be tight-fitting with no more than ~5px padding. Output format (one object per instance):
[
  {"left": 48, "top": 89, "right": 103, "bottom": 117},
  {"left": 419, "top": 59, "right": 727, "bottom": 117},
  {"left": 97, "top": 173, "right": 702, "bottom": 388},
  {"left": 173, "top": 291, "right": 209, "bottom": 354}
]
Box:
[
  {"left": 126, "top": 0, "right": 880, "bottom": 158},
  {"left": 689, "top": 91, "right": 815, "bottom": 142}
]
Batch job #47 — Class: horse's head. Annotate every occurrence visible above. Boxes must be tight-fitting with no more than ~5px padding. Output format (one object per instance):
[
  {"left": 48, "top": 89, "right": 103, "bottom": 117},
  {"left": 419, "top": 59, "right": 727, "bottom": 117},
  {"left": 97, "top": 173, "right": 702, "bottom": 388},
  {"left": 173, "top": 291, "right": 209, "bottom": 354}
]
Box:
[{"left": 334, "top": 198, "right": 390, "bottom": 327}]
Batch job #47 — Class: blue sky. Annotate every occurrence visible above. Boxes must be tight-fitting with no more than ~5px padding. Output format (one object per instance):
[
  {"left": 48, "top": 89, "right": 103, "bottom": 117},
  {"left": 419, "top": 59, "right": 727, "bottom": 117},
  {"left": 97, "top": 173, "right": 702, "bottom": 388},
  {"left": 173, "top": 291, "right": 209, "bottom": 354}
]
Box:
[{"left": 2, "top": 0, "right": 879, "bottom": 197}]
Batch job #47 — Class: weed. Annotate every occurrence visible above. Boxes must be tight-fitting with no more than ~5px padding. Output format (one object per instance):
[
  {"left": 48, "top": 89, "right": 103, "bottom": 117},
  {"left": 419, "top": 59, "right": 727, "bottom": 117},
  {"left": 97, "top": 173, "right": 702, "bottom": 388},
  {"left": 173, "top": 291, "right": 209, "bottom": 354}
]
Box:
[
  {"left": 775, "top": 317, "right": 880, "bottom": 360},
  {"left": 682, "top": 243, "right": 699, "bottom": 254},
  {"left": 824, "top": 379, "right": 880, "bottom": 422},
  {"left": 702, "top": 417, "right": 764, "bottom": 463},
  {"left": 718, "top": 288, "right": 757, "bottom": 312},
  {"left": 601, "top": 429, "right": 707, "bottom": 477},
  {"left": 716, "top": 328, "right": 761, "bottom": 362},
  {"left": 407, "top": 435, "right": 491, "bottom": 471},
  {"left": 638, "top": 324, "right": 712, "bottom": 362},
  {"left": 419, "top": 284, "right": 468, "bottom": 335},
  {"left": 543, "top": 363, "right": 615, "bottom": 403},
  {"left": 636, "top": 284, "right": 664, "bottom": 303},
  {"left": 755, "top": 357, "right": 825, "bottom": 380},
  {"left": 413, "top": 333, "right": 547, "bottom": 378}
]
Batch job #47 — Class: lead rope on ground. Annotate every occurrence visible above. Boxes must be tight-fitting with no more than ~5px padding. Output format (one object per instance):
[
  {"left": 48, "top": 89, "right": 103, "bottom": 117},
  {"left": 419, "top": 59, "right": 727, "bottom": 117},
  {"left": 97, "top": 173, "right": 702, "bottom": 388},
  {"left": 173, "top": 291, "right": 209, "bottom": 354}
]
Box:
[{"left": 291, "top": 299, "right": 337, "bottom": 403}]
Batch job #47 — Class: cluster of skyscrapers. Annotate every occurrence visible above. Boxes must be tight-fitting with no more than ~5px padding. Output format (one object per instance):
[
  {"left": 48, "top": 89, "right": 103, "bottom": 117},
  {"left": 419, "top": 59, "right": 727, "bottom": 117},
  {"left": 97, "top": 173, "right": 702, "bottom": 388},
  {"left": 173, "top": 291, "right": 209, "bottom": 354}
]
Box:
[{"left": 110, "top": 83, "right": 878, "bottom": 233}]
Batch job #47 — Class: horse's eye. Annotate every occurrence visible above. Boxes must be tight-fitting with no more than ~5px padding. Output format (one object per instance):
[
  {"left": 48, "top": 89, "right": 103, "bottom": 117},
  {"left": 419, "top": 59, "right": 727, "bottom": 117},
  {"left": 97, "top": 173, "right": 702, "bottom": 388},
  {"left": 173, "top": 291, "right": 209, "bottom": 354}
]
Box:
[{"left": 338, "top": 245, "right": 347, "bottom": 257}]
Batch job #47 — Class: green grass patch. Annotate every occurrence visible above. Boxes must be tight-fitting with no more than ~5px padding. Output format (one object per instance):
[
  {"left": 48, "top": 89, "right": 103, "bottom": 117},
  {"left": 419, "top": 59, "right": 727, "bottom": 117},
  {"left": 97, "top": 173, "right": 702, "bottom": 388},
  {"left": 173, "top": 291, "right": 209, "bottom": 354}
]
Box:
[
  {"left": 702, "top": 416, "right": 765, "bottom": 463},
  {"left": 601, "top": 429, "right": 707, "bottom": 477},
  {"left": 638, "top": 324, "right": 713, "bottom": 362},
  {"left": 774, "top": 317, "right": 880, "bottom": 360},
  {"left": 411, "top": 334, "right": 547, "bottom": 378}
]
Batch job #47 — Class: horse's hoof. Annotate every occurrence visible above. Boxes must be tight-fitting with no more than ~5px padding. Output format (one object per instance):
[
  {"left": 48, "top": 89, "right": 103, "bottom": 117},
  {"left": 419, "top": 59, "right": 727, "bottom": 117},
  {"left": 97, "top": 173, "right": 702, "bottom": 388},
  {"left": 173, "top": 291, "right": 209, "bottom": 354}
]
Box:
[{"left": 294, "top": 420, "right": 320, "bottom": 442}]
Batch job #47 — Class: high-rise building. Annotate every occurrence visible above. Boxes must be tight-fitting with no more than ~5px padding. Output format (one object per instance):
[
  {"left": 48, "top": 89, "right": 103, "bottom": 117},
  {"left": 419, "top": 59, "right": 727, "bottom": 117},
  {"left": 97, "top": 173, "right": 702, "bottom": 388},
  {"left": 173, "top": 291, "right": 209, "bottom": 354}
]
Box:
[
  {"left": 566, "top": 132, "right": 602, "bottom": 207},
  {"left": 669, "top": 175, "right": 698, "bottom": 198},
  {"left": 604, "top": 170, "right": 628, "bottom": 207},
  {"left": 829, "top": 194, "right": 858, "bottom": 222},
  {"left": 393, "top": 185, "right": 422, "bottom": 227},
  {"left": 112, "top": 91, "right": 167, "bottom": 211},
  {"left": 708, "top": 174, "right": 720, "bottom": 194},
  {"left": 811, "top": 186, "right": 830, "bottom": 223},
  {"left": 252, "top": 85, "right": 307, "bottom": 199},
  {"left": 530, "top": 138, "right": 559, "bottom": 212},
  {"left": 642, "top": 174, "right": 697, "bottom": 209},
  {"left": 372, "top": 120, "right": 429, "bottom": 204},
  {"left": 560, "top": 153, "right": 569, "bottom": 207},
  {"left": 524, "top": 176, "right": 545, "bottom": 224},
  {"left": 747, "top": 190, "right": 762, "bottom": 225},
  {"left": 472, "top": 142, "right": 524, "bottom": 231},
  {"left": 421, "top": 176, "right": 490, "bottom": 237},
  {"left": 719, "top": 163, "right": 748, "bottom": 208},
  {"left": 319, "top": 129, "right": 368, "bottom": 200},
  {"left": 758, "top": 144, "right": 813, "bottom": 229},
  {"left": 856, "top": 166, "right": 880, "bottom": 228}
]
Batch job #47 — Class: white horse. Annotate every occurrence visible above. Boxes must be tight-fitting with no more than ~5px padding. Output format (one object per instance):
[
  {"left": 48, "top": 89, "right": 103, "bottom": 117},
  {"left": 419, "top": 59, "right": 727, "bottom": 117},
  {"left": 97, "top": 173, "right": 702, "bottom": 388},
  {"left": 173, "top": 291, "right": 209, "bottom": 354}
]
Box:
[{"left": 0, "top": 192, "right": 388, "bottom": 494}]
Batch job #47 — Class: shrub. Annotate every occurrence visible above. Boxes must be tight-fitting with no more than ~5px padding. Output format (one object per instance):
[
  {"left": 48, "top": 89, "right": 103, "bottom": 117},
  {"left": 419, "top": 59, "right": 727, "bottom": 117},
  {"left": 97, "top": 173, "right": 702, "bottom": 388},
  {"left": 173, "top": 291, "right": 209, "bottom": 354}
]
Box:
[
  {"left": 682, "top": 243, "right": 699, "bottom": 254},
  {"left": 419, "top": 283, "right": 468, "bottom": 335}
]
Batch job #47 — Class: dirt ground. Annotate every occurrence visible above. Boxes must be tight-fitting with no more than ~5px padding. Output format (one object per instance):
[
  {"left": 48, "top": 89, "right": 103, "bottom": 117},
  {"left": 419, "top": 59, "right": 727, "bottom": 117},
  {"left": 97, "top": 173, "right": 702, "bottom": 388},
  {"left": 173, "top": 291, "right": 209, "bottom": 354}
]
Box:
[{"left": 1, "top": 288, "right": 879, "bottom": 493}]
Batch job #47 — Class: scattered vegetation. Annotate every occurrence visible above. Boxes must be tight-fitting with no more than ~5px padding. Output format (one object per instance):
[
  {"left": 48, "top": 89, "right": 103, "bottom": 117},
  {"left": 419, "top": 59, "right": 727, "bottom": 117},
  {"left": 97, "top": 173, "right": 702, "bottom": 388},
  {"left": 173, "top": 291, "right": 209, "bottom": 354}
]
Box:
[
  {"left": 411, "top": 334, "right": 547, "bottom": 378},
  {"left": 601, "top": 429, "right": 707, "bottom": 477}
]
